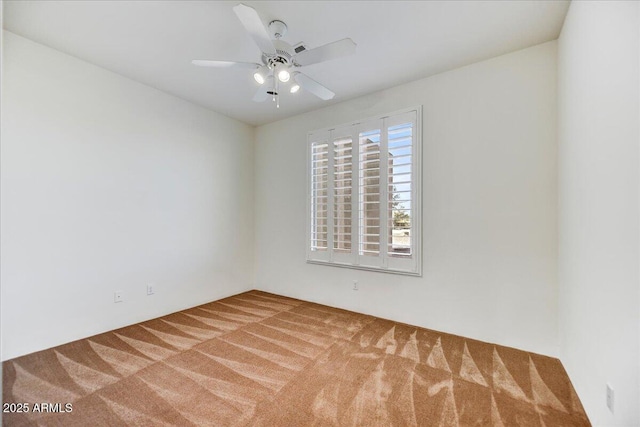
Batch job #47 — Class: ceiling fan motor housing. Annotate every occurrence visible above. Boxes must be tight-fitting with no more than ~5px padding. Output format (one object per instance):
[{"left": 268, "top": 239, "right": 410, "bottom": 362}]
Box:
[{"left": 263, "top": 39, "right": 296, "bottom": 69}]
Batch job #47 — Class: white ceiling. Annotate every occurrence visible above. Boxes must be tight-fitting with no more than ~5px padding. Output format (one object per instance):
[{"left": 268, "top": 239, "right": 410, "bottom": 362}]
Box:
[{"left": 3, "top": 1, "right": 569, "bottom": 126}]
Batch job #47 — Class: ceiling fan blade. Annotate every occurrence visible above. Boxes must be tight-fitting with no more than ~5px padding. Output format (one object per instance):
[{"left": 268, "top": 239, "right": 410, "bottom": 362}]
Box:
[
  {"left": 293, "top": 38, "right": 356, "bottom": 67},
  {"left": 192, "top": 60, "right": 260, "bottom": 69},
  {"left": 294, "top": 72, "right": 335, "bottom": 100},
  {"left": 253, "top": 75, "right": 276, "bottom": 102},
  {"left": 233, "top": 3, "right": 276, "bottom": 56},
  {"left": 252, "top": 86, "right": 269, "bottom": 102}
]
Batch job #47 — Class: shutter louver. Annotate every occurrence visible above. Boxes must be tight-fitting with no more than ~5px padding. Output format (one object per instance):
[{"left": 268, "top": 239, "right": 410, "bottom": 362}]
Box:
[
  {"left": 387, "top": 122, "right": 413, "bottom": 258},
  {"left": 333, "top": 137, "right": 353, "bottom": 254},
  {"left": 310, "top": 139, "right": 329, "bottom": 253},
  {"left": 358, "top": 129, "right": 382, "bottom": 257}
]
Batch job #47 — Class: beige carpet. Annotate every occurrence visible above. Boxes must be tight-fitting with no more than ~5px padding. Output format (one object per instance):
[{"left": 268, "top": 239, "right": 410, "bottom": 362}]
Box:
[{"left": 3, "top": 290, "right": 590, "bottom": 426}]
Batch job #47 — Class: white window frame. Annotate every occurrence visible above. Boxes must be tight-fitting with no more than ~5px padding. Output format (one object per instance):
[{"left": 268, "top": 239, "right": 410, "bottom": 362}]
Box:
[{"left": 306, "top": 106, "right": 422, "bottom": 276}]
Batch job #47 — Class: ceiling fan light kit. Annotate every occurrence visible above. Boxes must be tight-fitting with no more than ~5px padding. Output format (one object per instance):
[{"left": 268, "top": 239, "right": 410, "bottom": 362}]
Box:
[
  {"left": 252, "top": 65, "right": 267, "bottom": 84},
  {"left": 274, "top": 63, "right": 290, "bottom": 83},
  {"left": 192, "top": 3, "right": 356, "bottom": 108}
]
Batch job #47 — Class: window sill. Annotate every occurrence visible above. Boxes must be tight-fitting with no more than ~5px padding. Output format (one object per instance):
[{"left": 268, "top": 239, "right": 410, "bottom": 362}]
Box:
[{"left": 306, "top": 259, "right": 422, "bottom": 277}]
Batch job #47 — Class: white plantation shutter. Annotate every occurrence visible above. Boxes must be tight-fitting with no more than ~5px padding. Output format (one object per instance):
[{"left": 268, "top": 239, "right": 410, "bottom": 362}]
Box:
[
  {"left": 308, "top": 131, "right": 330, "bottom": 261},
  {"left": 386, "top": 111, "right": 418, "bottom": 273},
  {"left": 307, "top": 107, "right": 421, "bottom": 275},
  {"left": 331, "top": 127, "right": 356, "bottom": 264},
  {"left": 358, "top": 124, "right": 384, "bottom": 268}
]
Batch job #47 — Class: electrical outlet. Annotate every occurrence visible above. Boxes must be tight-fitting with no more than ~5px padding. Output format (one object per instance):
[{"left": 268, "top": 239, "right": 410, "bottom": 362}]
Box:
[
  {"left": 606, "top": 384, "right": 614, "bottom": 413},
  {"left": 114, "top": 291, "right": 123, "bottom": 303},
  {"left": 147, "top": 284, "right": 155, "bottom": 295},
  {"left": 353, "top": 280, "right": 359, "bottom": 291}
]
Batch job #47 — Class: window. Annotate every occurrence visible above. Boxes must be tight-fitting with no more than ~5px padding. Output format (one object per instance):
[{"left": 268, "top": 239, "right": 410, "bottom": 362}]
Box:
[{"left": 307, "top": 107, "right": 421, "bottom": 275}]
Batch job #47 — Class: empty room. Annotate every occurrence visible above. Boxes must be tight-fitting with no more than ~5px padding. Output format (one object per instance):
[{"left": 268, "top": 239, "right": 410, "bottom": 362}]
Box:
[{"left": 1, "top": 1, "right": 639, "bottom": 426}]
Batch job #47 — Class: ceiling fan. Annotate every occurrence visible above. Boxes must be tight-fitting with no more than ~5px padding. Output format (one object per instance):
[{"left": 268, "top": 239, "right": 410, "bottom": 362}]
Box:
[{"left": 192, "top": 3, "right": 356, "bottom": 107}]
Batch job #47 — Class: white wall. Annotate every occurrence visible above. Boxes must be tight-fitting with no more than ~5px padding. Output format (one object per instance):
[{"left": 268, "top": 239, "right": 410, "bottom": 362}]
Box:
[
  {"left": 557, "top": 2, "right": 640, "bottom": 425},
  {"left": 254, "top": 42, "right": 559, "bottom": 356},
  {"left": 0, "top": 31, "right": 255, "bottom": 360}
]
